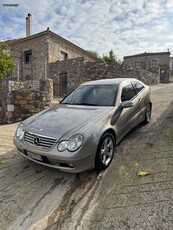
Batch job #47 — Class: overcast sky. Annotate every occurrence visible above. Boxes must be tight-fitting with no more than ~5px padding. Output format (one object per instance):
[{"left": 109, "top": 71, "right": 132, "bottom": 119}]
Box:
[{"left": 0, "top": 0, "right": 173, "bottom": 59}]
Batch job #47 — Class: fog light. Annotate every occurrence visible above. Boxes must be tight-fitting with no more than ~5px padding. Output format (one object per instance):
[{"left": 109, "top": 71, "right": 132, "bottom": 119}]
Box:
[{"left": 69, "top": 164, "right": 74, "bottom": 168}]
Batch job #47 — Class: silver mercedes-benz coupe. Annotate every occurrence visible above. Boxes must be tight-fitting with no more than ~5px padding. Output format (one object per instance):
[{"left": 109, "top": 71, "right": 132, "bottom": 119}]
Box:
[{"left": 13, "top": 78, "right": 152, "bottom": 173}]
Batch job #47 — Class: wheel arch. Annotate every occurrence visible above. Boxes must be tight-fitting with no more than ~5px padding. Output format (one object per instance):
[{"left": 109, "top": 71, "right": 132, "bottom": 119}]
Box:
[
  {"left": 95, "top": 128, "right": 117, "bottom": 171},
  {"left": 101, "top": 128, "right": 117, "bottom": 145}
]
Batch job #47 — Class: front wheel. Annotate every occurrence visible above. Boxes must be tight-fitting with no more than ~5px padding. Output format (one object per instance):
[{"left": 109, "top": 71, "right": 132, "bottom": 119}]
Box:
[
  {"left": 95, "top": 133, "right": 115, "bottom": 171},
  {"left": 144, "top": 104, "right": 152, "bottom": 123}
]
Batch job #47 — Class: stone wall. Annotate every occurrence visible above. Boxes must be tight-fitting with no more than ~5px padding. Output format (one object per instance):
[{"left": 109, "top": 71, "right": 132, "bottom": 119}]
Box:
[
  {"left": 85, "top": 62, "right": 159, "bottom": 85},
  {"left": 49, "top": 57, "right": 86, "bottom": 95},
  {"left": 10, "top": 35, "right": 49, "bottom": 81},
  {"left": 49, "top": 58, "right": 159, "bottom": 96},
  {"left": 48, "top": 34, "right": 99, "bottom": 63},
  {"left": 0, "top": 79, "right": 53, "bottom": 124}
]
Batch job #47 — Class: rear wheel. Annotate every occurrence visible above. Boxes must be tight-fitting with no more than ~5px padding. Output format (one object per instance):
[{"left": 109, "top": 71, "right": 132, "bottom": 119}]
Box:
[
  {"left": 95, "top": 133, "right": 115, "bottom": 171},
  {"left": 144, "top": 104, "right": 152, "bottom": 123}
]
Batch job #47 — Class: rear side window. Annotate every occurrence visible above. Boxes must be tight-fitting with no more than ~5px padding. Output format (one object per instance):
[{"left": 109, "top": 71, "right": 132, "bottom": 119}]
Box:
[
  {"left": 121, "top": 84, "right": 136, "bottom": 102},
  {"left": 132, "top": 81, "right": 144, "bottom": 94}
]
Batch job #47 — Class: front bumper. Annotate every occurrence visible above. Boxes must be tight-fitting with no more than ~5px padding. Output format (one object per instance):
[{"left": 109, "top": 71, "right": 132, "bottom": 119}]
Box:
[{"left": 14, "top": 136, "right": 98, "bottom": 173}]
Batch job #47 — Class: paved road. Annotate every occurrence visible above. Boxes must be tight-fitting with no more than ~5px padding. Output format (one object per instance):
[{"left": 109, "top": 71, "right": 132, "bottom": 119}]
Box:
[{"left": 0, "top": 83, "right": 173, "bottom": 230}]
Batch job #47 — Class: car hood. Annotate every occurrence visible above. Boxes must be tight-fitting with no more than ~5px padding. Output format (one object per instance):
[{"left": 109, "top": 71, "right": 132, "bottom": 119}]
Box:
[{"left": 24, "top": 104, "right": 114, "bottom": 140}]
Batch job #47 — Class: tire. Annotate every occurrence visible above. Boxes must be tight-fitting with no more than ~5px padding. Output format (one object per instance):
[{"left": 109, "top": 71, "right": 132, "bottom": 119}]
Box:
[
  {"left": 95, "top": 133, "right": 115, "bottom": 171},
  {"left": 144, "top": 104, "right": 152, "bottom": 123}
]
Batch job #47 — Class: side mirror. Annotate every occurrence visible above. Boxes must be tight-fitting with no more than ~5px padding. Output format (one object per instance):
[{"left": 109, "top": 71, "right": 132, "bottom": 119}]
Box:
[{"left": 122, "top": 101, "right": 133, "bottom": 109}]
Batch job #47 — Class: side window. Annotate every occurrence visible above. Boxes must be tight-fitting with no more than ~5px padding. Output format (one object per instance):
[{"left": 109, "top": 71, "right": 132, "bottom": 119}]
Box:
[
  {"left": 121, "top": 84, "right": 136, "bottom": 102},
  {"left": 132, "top": 81, "right": 144, "bottom": 94}
]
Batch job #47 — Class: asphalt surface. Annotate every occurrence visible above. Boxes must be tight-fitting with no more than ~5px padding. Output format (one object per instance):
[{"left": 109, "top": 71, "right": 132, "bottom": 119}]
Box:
[{"left": 0, "top": 83, "right": 173, "bottom": 230}]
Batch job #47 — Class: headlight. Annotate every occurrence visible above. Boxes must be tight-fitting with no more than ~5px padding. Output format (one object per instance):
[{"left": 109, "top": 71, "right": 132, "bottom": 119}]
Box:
[
  {"left": 58, "top": 141, "right": 68, "bottom": 152},
  {"left": 57, "top": 135, "right": 84, "bottom": 152},
  {"left": 16, "top": 124, "right": 25, "bottom": 140},
  {"left": 67, "top": 135, "right": 83, "bottom": 151}
]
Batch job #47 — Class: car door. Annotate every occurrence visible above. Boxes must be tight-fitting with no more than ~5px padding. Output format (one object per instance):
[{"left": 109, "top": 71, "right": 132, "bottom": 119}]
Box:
[
  {"left": 115, "top": 81, "right": 142, "bottom": 140},
  {"left": 131, "top": 80, "right": 145, "bottom": 120}
]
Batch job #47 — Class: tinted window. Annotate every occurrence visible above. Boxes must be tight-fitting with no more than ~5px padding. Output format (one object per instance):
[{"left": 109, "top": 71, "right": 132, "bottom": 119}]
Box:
[
  {"left": 121, "top": 84, "right": 136, "bottom": 102},
  {"left": 61, "top": 84, "right": 118, "bottom": 106},
  {"left": 132, "top": 81, "right": 144, "bottom": 94}
]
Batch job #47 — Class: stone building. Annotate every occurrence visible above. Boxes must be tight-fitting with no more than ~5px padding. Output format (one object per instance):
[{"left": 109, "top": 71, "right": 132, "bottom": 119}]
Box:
[
  {"left": 169, "top": 56, "right": 173, "bottom": 82},
  {"left": 8, "top": 14, "right": 100, "bottom": 81},
  {"left": 124, "top": 52, "right": 171, "bottom": 83}
]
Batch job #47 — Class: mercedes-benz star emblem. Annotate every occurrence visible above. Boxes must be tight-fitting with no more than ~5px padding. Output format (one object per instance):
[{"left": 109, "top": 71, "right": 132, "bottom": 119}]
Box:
[{"left": 34, "top": 137, "right": 40, "bottom": 146}]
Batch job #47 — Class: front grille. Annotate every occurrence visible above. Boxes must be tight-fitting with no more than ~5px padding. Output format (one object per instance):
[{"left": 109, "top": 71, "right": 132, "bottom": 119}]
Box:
[{"left": 24, "top": 132, "right": 57, "bottom": 150}]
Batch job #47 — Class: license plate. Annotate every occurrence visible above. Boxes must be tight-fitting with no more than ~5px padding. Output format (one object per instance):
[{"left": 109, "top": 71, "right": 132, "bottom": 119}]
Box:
[{"left": 27, "top": 151, "right": 42, "bottom": 161}]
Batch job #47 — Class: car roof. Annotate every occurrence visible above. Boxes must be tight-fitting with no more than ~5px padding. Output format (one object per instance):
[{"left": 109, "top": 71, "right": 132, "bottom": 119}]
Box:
[{"left": 82, "top": 78, "right": 141, "bottom": 85}]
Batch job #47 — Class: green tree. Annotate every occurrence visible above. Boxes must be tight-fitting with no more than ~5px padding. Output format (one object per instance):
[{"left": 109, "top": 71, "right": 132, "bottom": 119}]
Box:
[
  {"left": 0, "top": 42, "right": 16, "bottom": 80},
  {"left": 87, "top": 50, "right": 102, "bottom": 59},
  {"left": 102, "top": 49, "right": 122, "bottom": 64}
]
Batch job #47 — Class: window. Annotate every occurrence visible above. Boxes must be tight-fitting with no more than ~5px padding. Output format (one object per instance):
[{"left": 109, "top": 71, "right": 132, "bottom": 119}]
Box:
[
  {"left": 60, "top": 51, "right": 68, "bottom": 61},
  {"left": 132, "top": 81, "right": 144, "bottom": 94},
  {"left": 121, "top": 84, "right": 136, "bottom": 102},
  {"left": 171, "top": 62, "right": 173, "bottom": 70},
  {"left": 151, "top": 58, "right": 159, "bottom": 67},
  {"left": 133, "top": 60, "right": 141, "bottom": 69},
  {"left": 61, "top": 84, "right": 118, "bottom": 106},
  {"left": 24, "top": 50, "right": 32, "bottom": 64}
]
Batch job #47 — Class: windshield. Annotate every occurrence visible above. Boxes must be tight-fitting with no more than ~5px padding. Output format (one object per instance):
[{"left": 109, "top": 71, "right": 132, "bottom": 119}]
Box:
[{"left": 61, "top": 84, "right": 118, "bottom": 106}]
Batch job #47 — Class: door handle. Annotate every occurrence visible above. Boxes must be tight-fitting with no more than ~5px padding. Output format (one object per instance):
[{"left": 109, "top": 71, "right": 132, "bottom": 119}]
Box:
[{"left": 138, "top": 98, "right": 141, "bottom": 103}]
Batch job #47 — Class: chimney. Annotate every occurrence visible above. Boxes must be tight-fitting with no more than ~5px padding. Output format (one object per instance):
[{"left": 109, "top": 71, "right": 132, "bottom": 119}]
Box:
[{"left": 26, "top": 13, "right": 32, "bottom": 37}]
